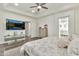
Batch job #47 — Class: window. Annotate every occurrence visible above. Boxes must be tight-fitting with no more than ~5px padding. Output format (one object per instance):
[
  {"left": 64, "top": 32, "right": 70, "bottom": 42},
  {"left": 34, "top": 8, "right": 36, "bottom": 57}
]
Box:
[{"left": 59, "top": 16, "right": 69, "bottom": 38}]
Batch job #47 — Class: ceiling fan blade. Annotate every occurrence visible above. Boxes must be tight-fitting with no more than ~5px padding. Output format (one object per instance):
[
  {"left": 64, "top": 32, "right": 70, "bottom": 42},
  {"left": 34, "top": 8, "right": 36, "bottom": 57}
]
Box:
[
  {"left": 41, "top": 6, "right": 48, "bottom": 9},
  {"left": 40, "top": 3, "right": 46, "bottom": 6},
  {"left": 36, "top": 3, "right": 39, "bottom": 6},
  {"left": 30, "top": 6, "right": 37, "bottom": 8},
  {"left": 37, "top": 8, "right": 40, "bottom": 11}
]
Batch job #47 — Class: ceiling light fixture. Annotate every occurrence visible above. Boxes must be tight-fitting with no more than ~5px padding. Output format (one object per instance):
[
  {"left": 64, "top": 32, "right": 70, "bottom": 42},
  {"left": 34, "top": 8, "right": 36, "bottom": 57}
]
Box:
[
  {"left": 37, "top": 6, "right": 41, "bottom": 9},
  {"left": 30, "top": 3, "right": 48, "bottom": 12},
  {"left": 14, "top": 3, "right": 19, "bottom": 6},
  {"left": 32, "top": 10, "right": 35, "bottom": 13}
]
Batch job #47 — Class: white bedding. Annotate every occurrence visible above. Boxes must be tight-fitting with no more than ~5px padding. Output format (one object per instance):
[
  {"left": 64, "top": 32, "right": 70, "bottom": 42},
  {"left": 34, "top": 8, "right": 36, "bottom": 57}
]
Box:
[
  {"left": 20, "top": 37, "right": 68, "bottom": 56},
  {"left": 68, "top": 38, "right": 79, "bottom": 56}
]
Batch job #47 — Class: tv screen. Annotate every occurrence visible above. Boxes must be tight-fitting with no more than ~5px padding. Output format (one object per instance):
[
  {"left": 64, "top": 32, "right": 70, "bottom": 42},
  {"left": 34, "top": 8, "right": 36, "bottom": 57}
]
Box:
[{"left": 6, "top": 19, "right": 25, "bottom": 30}]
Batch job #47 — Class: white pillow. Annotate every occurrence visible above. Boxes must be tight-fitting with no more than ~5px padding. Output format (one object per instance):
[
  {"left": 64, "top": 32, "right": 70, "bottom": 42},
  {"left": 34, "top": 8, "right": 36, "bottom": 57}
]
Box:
[
  {"left": 57, "top": 37, "right": 70, "bottom": 48},
  {"left": 67, "top": 38, "right": 79, "bottom": 55},
  {"left": 69, "top": 34, "right": 79, "bottom": 41}
]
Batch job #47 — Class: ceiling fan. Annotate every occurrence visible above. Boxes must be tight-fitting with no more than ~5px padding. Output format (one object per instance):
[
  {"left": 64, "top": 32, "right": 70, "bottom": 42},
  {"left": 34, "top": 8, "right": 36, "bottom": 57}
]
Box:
[{"left": 30, "top": 3, "right": 48, "bottom": 12}]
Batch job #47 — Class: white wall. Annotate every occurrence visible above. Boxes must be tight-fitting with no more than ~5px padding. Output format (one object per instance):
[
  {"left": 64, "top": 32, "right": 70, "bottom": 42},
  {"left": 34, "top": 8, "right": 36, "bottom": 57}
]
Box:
[
  {"left": 54, "top": 9, "right": 75, "bottom": 36},
  {"left": 28, "top": 17, "right": 38, "bottom": 37},
  {"left": 37, "top": 15, "right": 56, "bottom": 37},
  {"left": 0, "top": 10, "right": 37, "bottom": 43},
  {"left": 0, "top": 16, "right": 5, "bottom": 43},
  {"left": 37, "top": 8, "right": 75, "bottom": 37},
  {"left": 74, "top": 7, "right": 79, "bottom": 35},
  {"left": 1, "top": 6, "right": 79, "bottom": 43}
]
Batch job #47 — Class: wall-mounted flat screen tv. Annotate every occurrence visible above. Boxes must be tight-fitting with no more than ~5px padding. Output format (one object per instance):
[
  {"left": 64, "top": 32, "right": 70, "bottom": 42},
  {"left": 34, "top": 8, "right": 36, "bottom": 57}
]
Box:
[{"left": 6, "top": 19, "right": 25, "bottom": 30}]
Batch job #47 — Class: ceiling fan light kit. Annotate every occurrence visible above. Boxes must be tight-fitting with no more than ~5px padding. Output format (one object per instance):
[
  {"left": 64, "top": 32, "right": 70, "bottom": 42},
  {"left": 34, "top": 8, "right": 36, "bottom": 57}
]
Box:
[
  {"left": 14, "top": 3, "right": 19, "bottom": 6},
  {"left": 30, "top": 3, "right": 48, "bottom": 12},
  {"left": 37, "top": 6, "right": 42, "bottom": 9}
]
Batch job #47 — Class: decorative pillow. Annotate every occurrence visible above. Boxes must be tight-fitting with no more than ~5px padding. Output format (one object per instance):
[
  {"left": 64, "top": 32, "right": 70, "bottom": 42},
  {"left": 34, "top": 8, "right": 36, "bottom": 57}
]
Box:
[
  {"left": 57, "top": 37, "right": 70, "bottom": 48},
  {"left": 69, "top": 34, "right": 79, "bottom": 41},
  {"left": 67, "top": 38, "right": 79, "bottom": 55}
]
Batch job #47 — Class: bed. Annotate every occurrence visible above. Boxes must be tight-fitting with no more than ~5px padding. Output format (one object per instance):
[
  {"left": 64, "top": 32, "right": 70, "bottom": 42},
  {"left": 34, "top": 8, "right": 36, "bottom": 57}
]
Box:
[{"left": 20, "top": 35, "right": 79, "bottom": 56}]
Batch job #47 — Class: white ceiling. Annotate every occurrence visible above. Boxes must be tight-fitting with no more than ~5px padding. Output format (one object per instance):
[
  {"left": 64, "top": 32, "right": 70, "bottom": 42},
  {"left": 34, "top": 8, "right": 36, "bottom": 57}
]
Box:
[{"left": 0, "top": 3, "right": 79, "bottom": 18}]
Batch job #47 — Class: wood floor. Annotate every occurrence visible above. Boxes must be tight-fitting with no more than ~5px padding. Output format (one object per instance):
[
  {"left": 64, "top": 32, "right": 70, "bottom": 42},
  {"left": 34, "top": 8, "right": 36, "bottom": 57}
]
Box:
[
  {"left": 4, "top": 46, "right": 21, "bottom": 56},
  {"left": 5, "top": 40, "right": 26, "bottom": 50},
  {"left": 5, "top": 37, "right": 42, "bottom": 50}
]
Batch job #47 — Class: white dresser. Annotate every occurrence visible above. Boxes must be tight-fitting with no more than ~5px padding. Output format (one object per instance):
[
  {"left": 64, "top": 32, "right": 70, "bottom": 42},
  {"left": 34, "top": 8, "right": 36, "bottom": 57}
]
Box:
[{"left": 0, "top": 42, "right": 8, "bottom": 56}]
